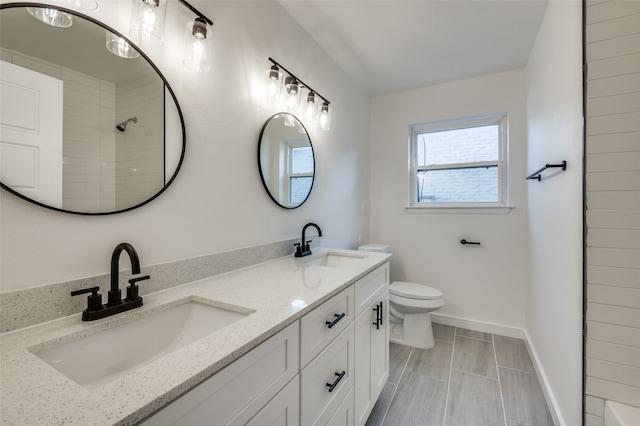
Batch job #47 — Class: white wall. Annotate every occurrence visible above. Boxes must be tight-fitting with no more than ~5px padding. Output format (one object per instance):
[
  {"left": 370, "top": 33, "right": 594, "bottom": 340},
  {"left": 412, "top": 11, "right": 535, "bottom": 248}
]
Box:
[
  {"left": 370, "top": 69, "right": 528, "bottom": 330},
  {"left": 0, "top": 0, "right": 371, "bottom": 291},
  {"left": 525, "top": 1, "right": 583, "bottom": 425}
]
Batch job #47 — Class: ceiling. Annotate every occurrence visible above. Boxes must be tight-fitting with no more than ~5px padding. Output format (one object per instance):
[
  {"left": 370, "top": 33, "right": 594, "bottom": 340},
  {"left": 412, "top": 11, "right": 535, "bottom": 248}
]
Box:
[{"left": 278, "top": 0, "right": 549, "bottom": 96}]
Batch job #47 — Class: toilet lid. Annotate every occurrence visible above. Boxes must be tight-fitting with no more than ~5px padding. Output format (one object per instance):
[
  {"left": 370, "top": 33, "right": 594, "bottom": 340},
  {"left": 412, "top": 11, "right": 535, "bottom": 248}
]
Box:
[{"left": 390, "top": 281, "right": 443, "bottom": 300}]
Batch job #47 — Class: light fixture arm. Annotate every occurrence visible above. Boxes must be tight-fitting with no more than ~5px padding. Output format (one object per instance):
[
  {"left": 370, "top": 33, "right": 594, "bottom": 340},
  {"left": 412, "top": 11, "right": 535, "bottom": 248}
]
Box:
[
  {"left": 177, "top": 0, "right": 213, "bottom": 26},
  {"left": 268, "top": 57, "right": 330, "bottom": 106}
]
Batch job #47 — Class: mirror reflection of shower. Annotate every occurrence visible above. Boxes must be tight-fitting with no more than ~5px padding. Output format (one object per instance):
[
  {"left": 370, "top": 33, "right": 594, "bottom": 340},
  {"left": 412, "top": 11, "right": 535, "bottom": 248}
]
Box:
[{"left": 116, "top": 116, "right": 137, "bottom": 132}]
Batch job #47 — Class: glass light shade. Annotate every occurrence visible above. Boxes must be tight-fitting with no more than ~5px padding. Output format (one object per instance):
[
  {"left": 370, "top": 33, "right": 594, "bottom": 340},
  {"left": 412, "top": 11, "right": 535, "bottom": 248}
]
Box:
[
  {"left": 305, "top": 91, "right": 317, "bottom": 120},
  {"left": 129, "top": 0, "right": 166, "bottom": 47},
  {"left": 27, "top": 7, "right": 73, "bottom": 28},
  {"left": 266, "top": 65, "right": 282, "bottom": 102},
  {"left": 106, "top": 31, "right": 140, "bottom": 58},
  {"left": 318, "top": 101, "right": 331, "bottom": 131},
  {"left": 182, "top": 18, "right": 212, "bottom": 72},
  {"left": 283, "top": 76, "right": 300, "bottom": 111},
  {"left": 63, "top": 0, "right": 98, "bottom": 10}
]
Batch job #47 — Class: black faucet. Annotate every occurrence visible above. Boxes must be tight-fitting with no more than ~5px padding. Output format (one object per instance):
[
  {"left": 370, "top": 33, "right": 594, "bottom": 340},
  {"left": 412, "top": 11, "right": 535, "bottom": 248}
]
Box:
[
  {"left": 295, "top": 223, "right": 322, "bottom": 257},
  {"left": 71, "top": 243, "right": 150, "bottom": 321}
]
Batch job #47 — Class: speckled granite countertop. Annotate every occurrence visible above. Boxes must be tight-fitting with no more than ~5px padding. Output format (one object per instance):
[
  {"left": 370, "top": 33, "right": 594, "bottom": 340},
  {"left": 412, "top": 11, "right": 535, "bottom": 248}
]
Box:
[{"left": 0, "top": 248, "right": 391, "bottom": 425}]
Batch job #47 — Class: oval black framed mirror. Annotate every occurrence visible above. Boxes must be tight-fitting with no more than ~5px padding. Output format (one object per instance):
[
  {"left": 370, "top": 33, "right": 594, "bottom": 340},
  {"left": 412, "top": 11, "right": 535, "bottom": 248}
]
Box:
[
  {"left": 258, "top": 113, "right": 315, "bottom": 209},
  {"left": 0, "top": 4, "right": 185, "bottom": 215}
]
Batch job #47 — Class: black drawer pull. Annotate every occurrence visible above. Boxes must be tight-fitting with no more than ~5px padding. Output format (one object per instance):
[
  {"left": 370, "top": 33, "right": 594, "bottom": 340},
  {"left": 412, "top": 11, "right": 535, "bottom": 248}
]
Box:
[
  {"left": 372, "top": 301, "right": 384, "bottom": 329},
  {"left": 325, "top": 313, "right": 346, "bottom": 329},
  {"left": 326, "top": 371, "right": 346, "bottom": 392}
]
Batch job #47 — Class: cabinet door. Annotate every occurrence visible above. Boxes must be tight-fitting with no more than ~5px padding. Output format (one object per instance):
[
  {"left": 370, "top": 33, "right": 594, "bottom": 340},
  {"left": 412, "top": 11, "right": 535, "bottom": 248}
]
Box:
[
  {"left": 245, "top": 375, "right": 299, "bottom": 426},
  {"left": 354, "top": 290, "right": 389, "bottom": 426},
  {"left": 371, "top": 291, "right": 389, "bottom": 400}
]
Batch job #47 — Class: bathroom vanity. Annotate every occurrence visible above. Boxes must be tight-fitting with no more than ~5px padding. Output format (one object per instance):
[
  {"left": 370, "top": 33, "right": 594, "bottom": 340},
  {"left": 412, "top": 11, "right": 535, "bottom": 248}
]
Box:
[{"left": 0, "top": 248, "right": 391, "bottom": 425}]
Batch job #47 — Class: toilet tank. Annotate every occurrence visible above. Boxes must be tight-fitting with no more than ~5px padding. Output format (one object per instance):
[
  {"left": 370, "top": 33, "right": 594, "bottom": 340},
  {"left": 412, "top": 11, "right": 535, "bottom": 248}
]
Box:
[{"left": 358, "top": 244, "right": 391, "bottom": 253}]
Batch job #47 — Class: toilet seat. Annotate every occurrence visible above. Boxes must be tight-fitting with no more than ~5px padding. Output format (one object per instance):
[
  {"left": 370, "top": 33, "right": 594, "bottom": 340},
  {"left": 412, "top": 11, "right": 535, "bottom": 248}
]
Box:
[{"left": 390, "top": 281, "right": 443, "bottom": 300}]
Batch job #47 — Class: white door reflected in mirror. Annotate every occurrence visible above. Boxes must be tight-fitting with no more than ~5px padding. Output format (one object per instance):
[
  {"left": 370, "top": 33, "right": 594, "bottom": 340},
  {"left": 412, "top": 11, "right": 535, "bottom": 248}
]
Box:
[{"left": 0, "top": 60, "right": 63, "bottom": 208}]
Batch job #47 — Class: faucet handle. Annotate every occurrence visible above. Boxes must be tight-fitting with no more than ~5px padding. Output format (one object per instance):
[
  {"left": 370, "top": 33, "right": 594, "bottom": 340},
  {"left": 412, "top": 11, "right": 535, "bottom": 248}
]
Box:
[
  {"left": 294, "top": 242, "right": 303, "bottom": 257},
  {"left": 126, "top": 275, "right": 150, "bottom": 301},
  {"left": 305, "top": 240, "right": 312, "bottom": 251},
  {"left": 71, "top": 286, "right": 103, "bottom": 312}
]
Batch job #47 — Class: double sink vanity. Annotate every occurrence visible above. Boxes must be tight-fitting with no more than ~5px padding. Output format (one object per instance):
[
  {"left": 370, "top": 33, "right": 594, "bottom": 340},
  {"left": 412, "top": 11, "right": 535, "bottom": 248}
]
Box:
[{"left": 0, "top": 248, "right": 391, "bottom": 425}]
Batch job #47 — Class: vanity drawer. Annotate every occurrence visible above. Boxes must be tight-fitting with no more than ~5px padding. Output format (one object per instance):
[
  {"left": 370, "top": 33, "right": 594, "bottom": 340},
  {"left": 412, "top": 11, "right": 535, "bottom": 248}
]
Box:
[
  {"left": 301, "top": 322, "right": 355, "bottom": 426},
  {"left": 354, "top": 262, "right": 389, "bottom": 317},
  {"left": 300, "top": 286, "right": 354, "bottom": 367}
]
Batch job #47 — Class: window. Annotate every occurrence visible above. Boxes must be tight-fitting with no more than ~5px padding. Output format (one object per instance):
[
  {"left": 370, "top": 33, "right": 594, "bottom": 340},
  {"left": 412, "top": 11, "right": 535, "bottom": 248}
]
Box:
[
  {"left": 285, "top": 141, "right": 313, "bottom": 204},
  {"left": 408, "top": 114, "right": 508, "bottom": 210}
]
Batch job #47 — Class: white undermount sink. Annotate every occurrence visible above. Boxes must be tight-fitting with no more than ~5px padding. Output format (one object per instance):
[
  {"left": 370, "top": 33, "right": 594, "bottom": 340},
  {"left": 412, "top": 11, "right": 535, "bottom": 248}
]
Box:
[
  {"left": 34, "top": 299, "right": 252, "bottom": 389},
  {"left": 304, "top": 252, "right": 367, "bottom": 268}
]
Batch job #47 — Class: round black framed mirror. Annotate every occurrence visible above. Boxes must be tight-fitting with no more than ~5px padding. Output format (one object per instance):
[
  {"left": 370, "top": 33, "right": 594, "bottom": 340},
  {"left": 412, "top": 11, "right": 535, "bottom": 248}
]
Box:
[
  {"left": 0, "top": 4, "right": 185, "bottom": 215},
  {"left": 258, "top": 113, "right": 315, "bottom": 209}
]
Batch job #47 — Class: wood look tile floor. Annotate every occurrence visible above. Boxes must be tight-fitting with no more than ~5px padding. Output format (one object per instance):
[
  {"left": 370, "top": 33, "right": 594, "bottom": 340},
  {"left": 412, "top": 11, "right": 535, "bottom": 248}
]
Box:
[{"left": 366, "top": 324, "right": 554, "bottom": 426}]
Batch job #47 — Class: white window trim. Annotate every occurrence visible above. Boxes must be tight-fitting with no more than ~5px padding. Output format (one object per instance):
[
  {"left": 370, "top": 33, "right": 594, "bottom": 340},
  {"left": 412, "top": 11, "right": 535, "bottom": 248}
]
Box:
[
  {"left": 283, "top": 139, "right": 313, "bottom": 206},
  {"left": 406, "top": 113, "right": 513, "bottom": 213}
]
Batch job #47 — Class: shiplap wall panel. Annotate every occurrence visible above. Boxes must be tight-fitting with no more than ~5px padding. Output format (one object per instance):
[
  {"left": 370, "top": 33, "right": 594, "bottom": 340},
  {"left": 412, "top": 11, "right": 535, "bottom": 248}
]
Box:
[
  {"left": 588, "top": 53, "right": 640, "bottom": 80},
  {"left": 587, "top": 92, "right": 640, "bottom": 116},
  {"left": 587, "top": 321, "right": 640, "bottom": 347},
  {"left": 585, "top": 1, "right": 640, "bottom": 421},
  {"left": 588, "top": 284, "right": 640, "bottom": 308},
  {"left": 588, "top": 265, "right": 640, "bottom": 288},
  {"left": 587, "top": 303, "right": 640, "bottom": 328},
  {"left": 587, "top": 171, "right": 640, "bottom": 191},
  {"left": 588, "top": 73, "right": 640, "bottom": 98},
  {"left": 587, "top": 210, "right": 640, "bottom": 229},
  {"left": 587, "top": 191, "right": 640, "bottom": 210},
  {"left": 588, "top": 358, "right": 640, "bottom": 388}
]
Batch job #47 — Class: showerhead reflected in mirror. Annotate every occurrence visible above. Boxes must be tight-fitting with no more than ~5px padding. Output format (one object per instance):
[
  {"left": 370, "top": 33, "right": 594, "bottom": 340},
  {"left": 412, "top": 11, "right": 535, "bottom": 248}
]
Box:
[
  {"left": 116, "top": 117, "right": 138, "bottom": 132},
  {"left": 0, "top": 5, "right": 185, "bottom": 215},
  {"left": 258, "top": 113, "right": 315, "bottom": 209}
]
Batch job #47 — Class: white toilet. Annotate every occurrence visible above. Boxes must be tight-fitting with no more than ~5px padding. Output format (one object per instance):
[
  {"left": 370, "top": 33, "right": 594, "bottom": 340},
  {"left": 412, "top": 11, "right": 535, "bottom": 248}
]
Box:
[
  {"left": 358, "top": 244, "right": 445, "bottom": 349},
  {"left": 388, "top": 281, "right": 444, "bottom": 349}
]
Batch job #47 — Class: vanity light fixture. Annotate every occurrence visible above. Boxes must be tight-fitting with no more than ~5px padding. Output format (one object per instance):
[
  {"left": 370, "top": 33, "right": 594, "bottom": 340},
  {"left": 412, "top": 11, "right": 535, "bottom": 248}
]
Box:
[
  {"left": 129, "top": 0, "right": 214, "bottom": 72},
  {"left": 267, "top": 57, "right": 331, "bottom": 131},
  {"left": 27, "top": 7, "right": 73, "bottom": 28},
  {"left": 106, "top": 31, "right": 140, "bottom": 58}
]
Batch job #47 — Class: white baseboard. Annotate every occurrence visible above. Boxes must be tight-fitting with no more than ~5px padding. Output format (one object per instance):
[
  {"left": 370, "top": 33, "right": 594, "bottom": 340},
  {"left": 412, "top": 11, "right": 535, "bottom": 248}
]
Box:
[
  {"left": 523, "top": 329, "right": 565, "bottom": 426},
  {"left": 430, "top": 313, "right": 564, "bottom": 426},
  {"left": 430, "top": 313, "right": 525, "bottom": 339}
]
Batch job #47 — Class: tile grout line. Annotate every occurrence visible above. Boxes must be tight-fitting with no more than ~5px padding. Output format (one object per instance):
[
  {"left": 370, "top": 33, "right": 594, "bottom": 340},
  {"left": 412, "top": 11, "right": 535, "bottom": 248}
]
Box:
[
  {"left": 379, "top": 346, "right": 413, "bottom": 425},
  {"left": 442, "top": 327, "right": 457, "bottom": 426},
  {"left": 492, "top": 334, "right": 509, "bottom": 426}
]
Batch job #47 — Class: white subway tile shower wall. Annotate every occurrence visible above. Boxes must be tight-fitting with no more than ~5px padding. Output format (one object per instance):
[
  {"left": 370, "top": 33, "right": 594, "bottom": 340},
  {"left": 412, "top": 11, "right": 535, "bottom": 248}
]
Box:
[{"left": 585, "top": 1, "right": 640, "bottom": 424}]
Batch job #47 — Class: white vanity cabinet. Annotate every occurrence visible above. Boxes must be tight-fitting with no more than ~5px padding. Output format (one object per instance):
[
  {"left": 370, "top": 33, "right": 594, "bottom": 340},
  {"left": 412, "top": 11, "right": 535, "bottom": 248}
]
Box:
[
  {"left": 141, "top": 262, "right": 389, "bottom": 426},
  {"left": 354, "top": 264, "right": 390, "bottom": 426},
  {"left": 141, "top": 321, "right": 300, "bottom": 425}
]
